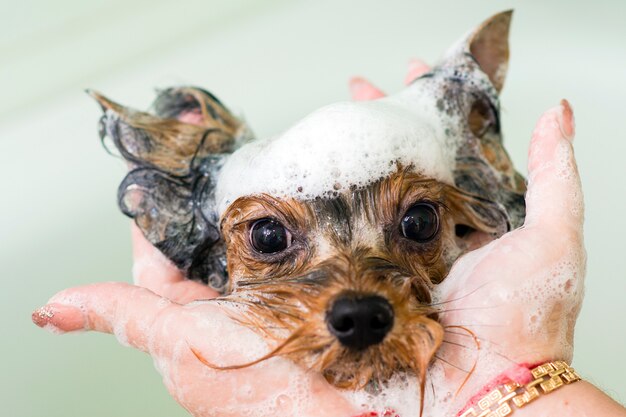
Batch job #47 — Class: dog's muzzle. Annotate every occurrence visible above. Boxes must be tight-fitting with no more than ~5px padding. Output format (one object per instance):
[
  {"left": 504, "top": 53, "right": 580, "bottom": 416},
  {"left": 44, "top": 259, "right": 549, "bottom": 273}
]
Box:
[{"left": 326, "top": 294, "right": 394, "bottom": 350}]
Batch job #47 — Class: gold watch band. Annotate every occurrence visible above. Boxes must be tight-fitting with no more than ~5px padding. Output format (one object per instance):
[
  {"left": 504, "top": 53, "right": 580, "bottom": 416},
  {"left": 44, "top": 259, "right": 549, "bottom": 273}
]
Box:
[{"left": 460, "top": 361, "right": 582, "bottom": 417}]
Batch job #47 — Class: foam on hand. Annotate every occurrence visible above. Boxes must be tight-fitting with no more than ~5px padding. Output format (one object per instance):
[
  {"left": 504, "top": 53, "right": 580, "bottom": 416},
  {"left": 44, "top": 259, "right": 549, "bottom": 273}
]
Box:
[{"left": 215, "top": 79, "right": 460, "bottom": 216}]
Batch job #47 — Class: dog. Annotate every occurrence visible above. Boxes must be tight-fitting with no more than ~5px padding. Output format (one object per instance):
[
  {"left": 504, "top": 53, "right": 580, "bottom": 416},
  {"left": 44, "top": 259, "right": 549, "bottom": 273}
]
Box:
[{"left": 90, "top": 9, "right": 525, "bottom": 407}]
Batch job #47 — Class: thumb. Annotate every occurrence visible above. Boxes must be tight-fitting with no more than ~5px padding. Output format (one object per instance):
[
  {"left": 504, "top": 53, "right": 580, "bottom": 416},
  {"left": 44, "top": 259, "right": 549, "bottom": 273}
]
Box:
[{"left": 523, "top": 100, "right": 583, "bottom": 233}]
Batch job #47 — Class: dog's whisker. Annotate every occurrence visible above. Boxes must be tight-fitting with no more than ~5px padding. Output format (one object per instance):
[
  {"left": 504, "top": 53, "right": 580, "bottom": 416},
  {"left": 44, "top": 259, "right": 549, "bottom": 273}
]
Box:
[
  {"left": 441, "top": 339, "right": 474, "bottom": 350},
  {"left": 444, "top": 323, "right": 504, "bottom": 328},
  {"left": 433, "top": 352, "right": 478, "bottom": 397},
  {"left": 438, "top": 325, "right": 480, "bottom": 395},
  {"left": 443, "top": 330, "right": 502, "bottom": 349},
  {"left": 444, "top": 325, "right": 480, "bottom": 349},
  {"left": 443, "top": 327, "right": 519, "bottom": 367},
  {"left": 443, "top": 331, "right": 514, "bottom": 365},
  {"left": 433, "top": 355, "right": 471, "bottom": 374},
  {"left": 426, "top": 282, "right": 493, "bottom": 307},
  {"left": 191, "top": 327, "right": 307, "bottom": 371},
  {"left": 442, "top": 339, "right": 519, "bottom": 370},
  {"left": 435, "top": 305, "right": 500, "bottom": 314}
]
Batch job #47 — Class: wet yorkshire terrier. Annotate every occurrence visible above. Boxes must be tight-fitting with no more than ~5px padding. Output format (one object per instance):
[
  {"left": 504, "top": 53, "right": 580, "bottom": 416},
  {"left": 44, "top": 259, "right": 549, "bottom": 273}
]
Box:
[{"left": 91, "top": 10, "right": 526, "bottom": 408}]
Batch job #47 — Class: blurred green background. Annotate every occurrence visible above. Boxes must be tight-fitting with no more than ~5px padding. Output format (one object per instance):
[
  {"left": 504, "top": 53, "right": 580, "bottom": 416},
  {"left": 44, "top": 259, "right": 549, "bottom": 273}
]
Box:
[{"left": 2, "top": 0, "right": 625, "bottom": 416}]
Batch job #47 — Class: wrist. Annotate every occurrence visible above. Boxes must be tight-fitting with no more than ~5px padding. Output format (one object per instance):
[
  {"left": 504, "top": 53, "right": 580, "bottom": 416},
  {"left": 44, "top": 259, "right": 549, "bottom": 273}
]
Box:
[
  {"left": 513, "top": 381, "right": 626, "bottom": 417},
  {"left": 458, "top": 361, "right": 581, "bottom": 417}
]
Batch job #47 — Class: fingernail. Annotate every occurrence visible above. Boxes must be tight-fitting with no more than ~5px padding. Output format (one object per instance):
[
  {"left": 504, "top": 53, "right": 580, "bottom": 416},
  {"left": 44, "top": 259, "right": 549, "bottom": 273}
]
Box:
[
  {"left": 32, "top": 303, "right": 85, "bottom": 332},
  {"left": 32, "top": 305, "right": 55, "bottom": 328},
  {"left": 558, "top": 99, "right": 575, "bottom": 142}
]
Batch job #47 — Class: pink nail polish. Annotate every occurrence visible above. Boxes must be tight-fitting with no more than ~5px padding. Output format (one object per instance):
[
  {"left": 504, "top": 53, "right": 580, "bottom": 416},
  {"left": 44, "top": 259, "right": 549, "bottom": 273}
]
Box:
[
  {"left": 32, "top": 303, "right": 85, "bottom": 332},
  {"left": 559, "top": 99, "right": 575, "bottom": 141},
  {"left": 32, "top": 305, "right": 55, "bottom": 327}
]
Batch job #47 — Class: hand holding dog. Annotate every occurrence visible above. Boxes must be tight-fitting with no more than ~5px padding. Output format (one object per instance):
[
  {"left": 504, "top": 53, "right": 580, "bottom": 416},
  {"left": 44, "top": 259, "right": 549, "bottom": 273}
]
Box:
[
  {"left": 32, "top": 99, "right": 586, "bottom": 416},
  {"left": 431, "top": 99, "right": 585, "bottom": 413},
  {"left": 32, "top": 251, "right": 358, "bottom": 416}
]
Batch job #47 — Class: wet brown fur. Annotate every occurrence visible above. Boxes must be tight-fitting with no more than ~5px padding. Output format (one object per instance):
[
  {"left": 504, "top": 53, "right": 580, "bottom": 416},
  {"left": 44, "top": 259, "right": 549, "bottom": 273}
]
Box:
[
  {"left": 89, "top": 88, "right": 245, "bottom": 174},
  {"left": 210, "top": 169, "right": 505, "bottom": 397}
]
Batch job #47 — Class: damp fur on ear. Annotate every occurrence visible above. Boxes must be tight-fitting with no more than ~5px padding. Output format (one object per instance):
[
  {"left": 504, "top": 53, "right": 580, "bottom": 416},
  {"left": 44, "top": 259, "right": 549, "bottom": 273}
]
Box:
[
  {"left": 442, "top": 10, "right": 513, "bottom": 92},
  {"left": 427, "top": 10, "right": 526, "bottom": 231},
  {"left": 88, "top": 87, "right": 253, "bottom": 292},
  {"left": 467, "top": 11, "right": 512, "bottom": 92}
]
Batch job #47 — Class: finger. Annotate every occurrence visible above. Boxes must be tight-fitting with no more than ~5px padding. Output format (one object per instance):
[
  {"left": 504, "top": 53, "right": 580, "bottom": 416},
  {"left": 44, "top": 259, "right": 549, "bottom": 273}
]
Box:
[
  {"left": 32, "top": 282, "right": 175, "bottom": 352},
  {"left": 131, "top": 223, "right": 219, "bottom": 303},
  {"left": 349, "top": 76, "right": 386, "bottom": 101},
  {"left": 524, "top": 100, "right": 583, "bottom": 231},
  {"left": 404, "top": 58, "right": 431, "bottom": 85}
]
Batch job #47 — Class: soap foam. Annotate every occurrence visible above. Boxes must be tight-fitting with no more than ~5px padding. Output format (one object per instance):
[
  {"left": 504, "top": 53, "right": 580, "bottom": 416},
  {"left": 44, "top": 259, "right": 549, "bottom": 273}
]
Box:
[
  {"left": 215, "top": 80, "right": 459, "bottom": 216},
  {"left": 342, "top": 374, "right": 422, "bottom": 417}
]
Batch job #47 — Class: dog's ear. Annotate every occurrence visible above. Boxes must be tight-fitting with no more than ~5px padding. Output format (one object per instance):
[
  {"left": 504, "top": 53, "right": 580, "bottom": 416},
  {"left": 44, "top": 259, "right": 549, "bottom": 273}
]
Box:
[
  {"left": 466, "top": 10, "right": 512, "bottom": 92},
  {"left": 446, "top": 10, "right": 512, "bottom": 92},
  {"left": 90, "top": 87, "right": 252, "bottom": 292},
  {"left": 428, "top": 10, "right": 526, "bottom": 232}
]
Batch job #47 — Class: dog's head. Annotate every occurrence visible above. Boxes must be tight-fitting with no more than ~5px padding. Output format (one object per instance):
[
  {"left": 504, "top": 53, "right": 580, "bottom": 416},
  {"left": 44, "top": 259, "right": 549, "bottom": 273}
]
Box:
[{"left": 93, "top": 10, "right": 524, "bottom": 394}]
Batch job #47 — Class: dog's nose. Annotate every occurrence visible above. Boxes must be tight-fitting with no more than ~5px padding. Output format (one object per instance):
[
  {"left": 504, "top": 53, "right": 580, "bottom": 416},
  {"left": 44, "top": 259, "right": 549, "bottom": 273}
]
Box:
[{"left": 326, "top": 295, "right": 394, "bottom": 350}]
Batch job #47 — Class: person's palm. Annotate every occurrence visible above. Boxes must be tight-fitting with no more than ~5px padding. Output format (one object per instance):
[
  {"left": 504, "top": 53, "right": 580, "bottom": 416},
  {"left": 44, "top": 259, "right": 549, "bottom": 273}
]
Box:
[
  {"left": 35, "top": 233, "right": 357, "bottom": 416},
  {"left": 427, "top": 100, "right": 583, "bottom": 414}
]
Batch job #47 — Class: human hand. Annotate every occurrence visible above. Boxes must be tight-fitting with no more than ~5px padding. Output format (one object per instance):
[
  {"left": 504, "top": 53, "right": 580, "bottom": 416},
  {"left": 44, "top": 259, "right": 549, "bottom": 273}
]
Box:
[
  {"left": 33, "top": 61, "right": 583, "bottom": 417},
  {"left": 31, "top": 280, "right": 359, "bottom": 417},
  {"left": 429, "top": 99, "right": 583, "bottom": 414}
]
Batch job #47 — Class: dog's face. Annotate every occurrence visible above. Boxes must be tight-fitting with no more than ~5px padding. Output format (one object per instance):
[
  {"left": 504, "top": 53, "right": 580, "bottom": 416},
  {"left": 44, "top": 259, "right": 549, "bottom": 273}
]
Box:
[
  {"left": 92, "top": 10, "right": 525, "bottom": 394},
  {"left": 219, "top": 171, "right": 506, "bottom": 388}
]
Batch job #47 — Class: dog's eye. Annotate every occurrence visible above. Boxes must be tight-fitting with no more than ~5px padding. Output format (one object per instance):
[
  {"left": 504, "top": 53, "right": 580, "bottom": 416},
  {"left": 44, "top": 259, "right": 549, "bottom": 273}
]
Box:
[
  {"left": 250, "top": 218, "right": 291, "bottom": 254},
  {"left": 468, "top": 96, "right": 498, "bottom": 137},
  {"left": 400, "top": 203, "right": 439, "bottom": 242}
]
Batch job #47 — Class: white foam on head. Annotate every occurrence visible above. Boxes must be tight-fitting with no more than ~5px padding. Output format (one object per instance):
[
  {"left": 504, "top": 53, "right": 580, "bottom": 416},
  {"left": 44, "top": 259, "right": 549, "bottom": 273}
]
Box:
[{"left": 215, "top": 81, "right": 458, "bottom": 215}]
